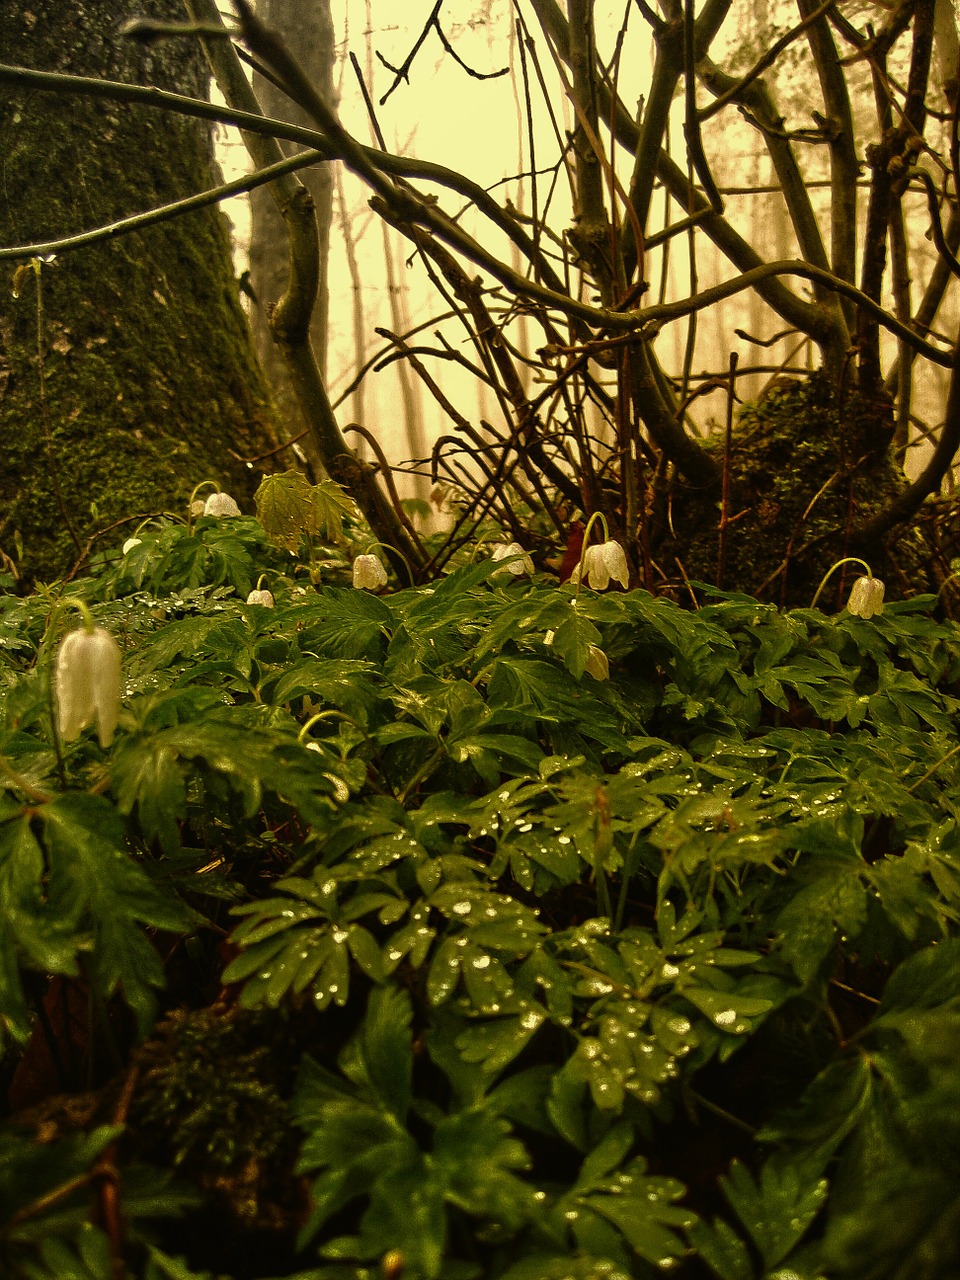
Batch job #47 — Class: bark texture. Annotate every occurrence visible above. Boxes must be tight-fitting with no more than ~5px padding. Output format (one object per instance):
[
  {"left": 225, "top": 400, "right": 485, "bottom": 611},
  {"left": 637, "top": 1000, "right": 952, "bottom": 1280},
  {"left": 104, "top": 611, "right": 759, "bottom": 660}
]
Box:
[
  {"left": 248, "top": 0, "right": 335, "bottom": 474},
  {"left": 0, "top": 0, "right": 278, "bottom": 583}
]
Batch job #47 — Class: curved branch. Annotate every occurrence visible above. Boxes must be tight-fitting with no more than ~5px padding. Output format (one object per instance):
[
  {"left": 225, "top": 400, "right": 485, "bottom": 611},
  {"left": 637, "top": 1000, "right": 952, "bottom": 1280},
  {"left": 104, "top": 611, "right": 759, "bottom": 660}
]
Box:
[
  {"left": 797, "top": 0, "right": 859, "bottom": 312},
  {"left": 0, "top": 150, "right": 323, "bottom": 261},
  {"left": 637, "top": 259, "right": 952, "bottom": 365},
  {"left": 913, "top": 167, "right": 960, "bottom": 281},
  {"left": 854, "top": 350, "right": 960, "bottom": 543}
]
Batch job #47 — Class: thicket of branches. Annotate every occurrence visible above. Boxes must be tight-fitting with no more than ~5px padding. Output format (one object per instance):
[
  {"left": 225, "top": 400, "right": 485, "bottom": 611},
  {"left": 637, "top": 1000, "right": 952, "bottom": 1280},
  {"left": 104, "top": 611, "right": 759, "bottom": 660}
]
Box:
[{"left": 1, "top": 0, "right": 959, "bottom": 598}]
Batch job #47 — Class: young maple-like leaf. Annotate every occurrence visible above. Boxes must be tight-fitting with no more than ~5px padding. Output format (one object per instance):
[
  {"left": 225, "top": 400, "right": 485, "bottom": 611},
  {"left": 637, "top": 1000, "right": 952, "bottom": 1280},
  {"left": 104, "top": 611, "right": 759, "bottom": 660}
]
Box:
[
  {"left": 311, "top": 477, "right": 359, "bottom": 544},
  {"left": 254, "top": 470, "right": 319, "bottom": 552}
]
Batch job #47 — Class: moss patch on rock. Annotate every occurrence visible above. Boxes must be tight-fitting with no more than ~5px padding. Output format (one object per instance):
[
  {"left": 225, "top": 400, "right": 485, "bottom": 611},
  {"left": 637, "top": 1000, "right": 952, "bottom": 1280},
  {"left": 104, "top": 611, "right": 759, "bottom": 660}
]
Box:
[{"left": 657, "top": 373, "right": 929, "bottom": 607}]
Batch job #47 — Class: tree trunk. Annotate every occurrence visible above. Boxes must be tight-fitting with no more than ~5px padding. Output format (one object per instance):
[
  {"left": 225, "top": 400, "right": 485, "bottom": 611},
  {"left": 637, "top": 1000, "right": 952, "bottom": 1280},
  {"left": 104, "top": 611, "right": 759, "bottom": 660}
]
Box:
[
  {"left": 0, "top": 0, "right": 278, "bottom": 584},
  {"left": 248, "top": 0, "right": 335, "bottom": 476}
]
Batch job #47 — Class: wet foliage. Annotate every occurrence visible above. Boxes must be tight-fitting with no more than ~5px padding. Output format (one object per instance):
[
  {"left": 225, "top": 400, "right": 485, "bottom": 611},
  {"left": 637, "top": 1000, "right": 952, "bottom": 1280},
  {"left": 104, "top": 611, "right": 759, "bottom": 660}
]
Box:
[{"left": 1, "top": 499, "right": 959, "bottom": 1279}]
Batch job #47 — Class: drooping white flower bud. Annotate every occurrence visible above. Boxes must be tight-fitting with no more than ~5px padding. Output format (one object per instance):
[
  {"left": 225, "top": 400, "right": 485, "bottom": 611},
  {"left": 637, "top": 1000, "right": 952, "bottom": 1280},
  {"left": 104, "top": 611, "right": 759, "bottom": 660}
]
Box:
[
  {"left": 491, "top": 541, "right": 534, "bottom": 577},
  {"left": 122, "top": 537, "right": 142, "bottom": 555},
  {"left": 584, "top": 644, "right": 610, "bottom": 681},
  {"left": 246, "top": 589, "right": 275, "bottom": 607},
  {"left": 352, "top": 553, "right": 388, "bottom": 590},
  {"left": 203, "top": 492, "right": 241, "bottom": 518},
  {"left": 570, "top": 540, "right": 630, "bottom": 591},
  {"left": 55, "top": 626, "right": 122, "bottom": 748},
  {"left": 846, "top": 575, "right": 885, "bottom": 618}
]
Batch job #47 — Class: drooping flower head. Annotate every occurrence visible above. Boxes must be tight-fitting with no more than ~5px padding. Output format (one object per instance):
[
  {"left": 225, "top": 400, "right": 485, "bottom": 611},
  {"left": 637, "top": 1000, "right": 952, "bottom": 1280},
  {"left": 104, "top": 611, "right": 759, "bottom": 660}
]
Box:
[
  {"left": 571, "top": 540, "right": 630, "bottom": 591},
  {"left": 846, "top": 575, "right": 885, "bottom": 619},
  {"left": 352, "top": 553, "right": 388, "bottom": 590},
  {"left": 203, "top": 492, "right": 241, "bottom": 518},
  {"left": 55, "top": 626, "right": 122, "bottom": 748},
  {"left": 584, "top": 644, "right": 610, "bottom": 681},
  {"left": 490, "top": 541, "right": 534, "bottom": 578},
  {"left": 246, "top": 589, "right": 275, "bottom": 607}
]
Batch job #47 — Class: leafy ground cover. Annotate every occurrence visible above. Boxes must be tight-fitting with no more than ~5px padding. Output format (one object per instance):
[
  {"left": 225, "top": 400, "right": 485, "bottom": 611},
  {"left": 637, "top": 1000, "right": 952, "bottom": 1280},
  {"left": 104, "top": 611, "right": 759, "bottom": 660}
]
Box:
[{"left": 1, "top": 489, "right": 959, "bottom": 1279}]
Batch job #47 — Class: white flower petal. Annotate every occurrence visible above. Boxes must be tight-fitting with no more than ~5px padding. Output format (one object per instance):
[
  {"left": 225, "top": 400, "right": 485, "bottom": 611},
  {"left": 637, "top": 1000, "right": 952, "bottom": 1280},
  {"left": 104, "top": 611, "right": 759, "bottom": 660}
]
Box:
[
  {"left": 846, "top": 575, "right": 885, "bottom": 618},
  {"left": 583, "top": 544, "right": 610, "bottom": 590},
  {"left": 55, "top": 626, "right": 121, "bottom": 748},
  {"left": 600, "top": 540, "right": 630, "bottom": 589},
  {"left": 203, "top": 492, "right": 241, "bottom": 518},
  {"left": 491, "top": 541, "right": 534, "bottom": 576},
  {"left": 352, "top": 554, "right": 388, "bottom": 589}
]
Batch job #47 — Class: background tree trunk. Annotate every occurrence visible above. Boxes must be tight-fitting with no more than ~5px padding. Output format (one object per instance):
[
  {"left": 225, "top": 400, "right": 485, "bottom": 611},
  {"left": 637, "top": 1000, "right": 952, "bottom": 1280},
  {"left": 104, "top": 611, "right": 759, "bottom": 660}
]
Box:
[
  {"left": 248, "top": 0, "right": 335, "bottom": 477},
  {"left": 0, "top": 0, "right": 278, "bottom": 584}
]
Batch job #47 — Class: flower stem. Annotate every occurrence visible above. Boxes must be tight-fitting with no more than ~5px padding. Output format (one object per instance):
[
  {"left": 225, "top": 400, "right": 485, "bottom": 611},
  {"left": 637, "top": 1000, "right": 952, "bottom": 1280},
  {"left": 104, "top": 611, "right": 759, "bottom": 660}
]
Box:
[{"left": 810, "top": 557, "right": 873, "bottom": 610}]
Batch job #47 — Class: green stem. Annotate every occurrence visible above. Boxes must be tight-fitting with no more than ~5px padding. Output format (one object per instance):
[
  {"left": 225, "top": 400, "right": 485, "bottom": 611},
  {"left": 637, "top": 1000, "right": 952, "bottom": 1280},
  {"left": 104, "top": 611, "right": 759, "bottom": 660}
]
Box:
[
  {"left": 0, "top": 754, "right": 51, "bottom": 803},
  {"left": 908, "top": 742, "right": 960, "bottom": 793},
  {"left": 810, "top": 556, "right": 873, "bottom": 610},
  {"left": 573, "top": 511, "right": 610, "bottom": 596},
  {"left": 397, "top": 744, "right": 446, "bottom": 805}
]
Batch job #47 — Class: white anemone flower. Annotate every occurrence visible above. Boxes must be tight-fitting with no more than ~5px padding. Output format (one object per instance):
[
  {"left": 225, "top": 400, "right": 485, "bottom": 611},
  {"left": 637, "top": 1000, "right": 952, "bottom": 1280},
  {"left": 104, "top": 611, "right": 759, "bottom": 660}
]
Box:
[
  {"left": 353, "top": 553, "right": 388, "bottom": 590},
  {"left": 584, "top": 644, "right": 610, "bottom": 681},
  {"left": 246, "top": 589, "right": 275, "bottom": 607},
  {"left": 491, "top": 541, "right": 534, "bottom": 577},
  {"left": 570, "top": 540, "right": 630, "bottom": 591},
  {"left": 203, "top": 492, "right": 241, "bottom": 518},
  {"left": 846, "top": 575, "right": 885, "bottom": 618},
  {"left": 55, "top": 627, "right": 122, "bottom": 748}
]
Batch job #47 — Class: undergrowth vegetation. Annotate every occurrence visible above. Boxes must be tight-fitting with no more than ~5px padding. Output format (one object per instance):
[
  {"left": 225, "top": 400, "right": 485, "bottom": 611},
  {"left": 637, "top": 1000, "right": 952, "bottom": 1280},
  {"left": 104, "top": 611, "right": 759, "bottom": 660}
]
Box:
[{"left": 1, "top": 486, "right": 959, "bottom": 1280}]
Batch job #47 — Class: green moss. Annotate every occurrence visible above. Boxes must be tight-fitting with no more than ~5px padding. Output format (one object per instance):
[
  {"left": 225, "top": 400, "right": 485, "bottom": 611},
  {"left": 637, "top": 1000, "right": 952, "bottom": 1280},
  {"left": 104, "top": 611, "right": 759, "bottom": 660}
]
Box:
[
  {"left": 0, "top": 1, "right": 279, "bottom": 584},
  {"left": 129, "top": 1005, "right": 301, "bottom": 1230},
  {"left": 659, "top": 373, "right": 929, "bottom": 606}
]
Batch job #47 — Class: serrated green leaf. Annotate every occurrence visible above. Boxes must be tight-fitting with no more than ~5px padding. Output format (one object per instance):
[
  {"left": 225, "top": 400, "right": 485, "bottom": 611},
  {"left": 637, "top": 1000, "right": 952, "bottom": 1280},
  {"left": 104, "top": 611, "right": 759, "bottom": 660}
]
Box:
[{"left": 255, "top": 469, "right": 319, "bottom": 552}]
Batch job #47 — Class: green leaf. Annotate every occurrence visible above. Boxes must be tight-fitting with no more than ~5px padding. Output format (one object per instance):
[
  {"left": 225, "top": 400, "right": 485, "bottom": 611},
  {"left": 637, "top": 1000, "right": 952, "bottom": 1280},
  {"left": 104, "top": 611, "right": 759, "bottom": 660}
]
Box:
[
  {"left": 255, "top": 469, "right": 320, "bottom": 551},
  {"left": 719, "top": 1159, "right": 828, "bottom": 1270},
  {"left": 110, "top": 741, "right": 186, "bottom": 854},
  {"left": 312, "top": 477, "right": 360, "bottom": 542},
  {"left": 359, "top": 986, "right": 413, "bottom": 1120},
  {"left": 38, "top": 793, "right": 195, "bottom": 1034}
]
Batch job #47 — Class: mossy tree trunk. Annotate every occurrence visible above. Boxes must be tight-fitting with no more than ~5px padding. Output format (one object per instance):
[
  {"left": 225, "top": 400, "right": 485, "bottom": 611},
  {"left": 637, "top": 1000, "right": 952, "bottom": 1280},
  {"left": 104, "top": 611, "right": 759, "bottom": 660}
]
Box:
[
  {"left": 248, "top": 0, "right": 335, "bottom": 478},
  {"left": 0, "top": 0, "right": 278, "bottom": 585}
]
